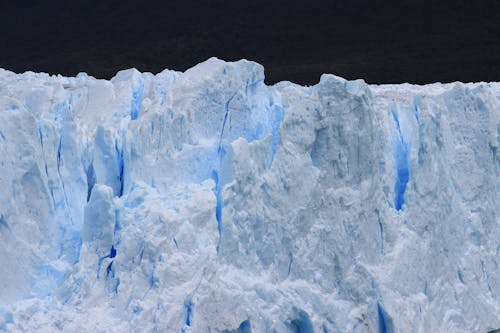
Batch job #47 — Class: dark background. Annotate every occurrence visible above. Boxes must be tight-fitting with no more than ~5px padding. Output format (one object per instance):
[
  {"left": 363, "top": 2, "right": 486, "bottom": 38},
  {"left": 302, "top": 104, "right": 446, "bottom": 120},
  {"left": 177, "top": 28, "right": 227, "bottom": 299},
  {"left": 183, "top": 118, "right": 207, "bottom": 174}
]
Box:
[{"left": 1, "top": 0, "right": 499, "bottom": 85}]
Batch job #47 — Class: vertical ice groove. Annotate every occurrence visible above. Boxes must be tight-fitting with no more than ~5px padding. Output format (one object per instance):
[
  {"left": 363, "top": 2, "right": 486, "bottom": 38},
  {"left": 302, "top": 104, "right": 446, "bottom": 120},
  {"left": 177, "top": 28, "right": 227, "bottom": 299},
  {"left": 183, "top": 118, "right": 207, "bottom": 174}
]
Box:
[
  {"left": 287, "top": 253, "right": 293, "bottom": 276},
  {"left": 378, "top": 219, "right": 384, "bottom": 254},
  {"left": 412, "top": 96, "right": 421, "bottom": 123},
  {"left": 113, "top": 209, "right": 121, "bottom": 237},
  {"left": 37, "top": 123, "right": 49, "bottom": 177},
  {"left": 138, "top": 246, "right": 145, "bottom": 265},
  {"left": 212, "top": 92, "right": 236, "bottom": 251},
  {"left": 212, "top": 166, "right": 223, "bottom": 252},
  {"left": 152, "top": 304, "right": 160, "bottom": 333},
  {"left": 113, "top": 278, "right": 120, "bottom": 294},
  {"left": 0, "top": 214, "right": 9, "bottom": 230},
  {"left": 149, "top": 261, "right": 159, "bottom": 289},
  {"left": 55, "top": 134, "right": 71, "bottom": 215},
  {"left": 377, "top": 303, "right": 395, "bottom": 333},
  {"left": 481, "top": 260, "right": 493, "bottom": 294},
  {"left": 269, "top": 102, "right": 284, "bottom": 168},
  {"left": 457, "top": 269, "right": 465, "bottom": 284},
  {"left": 37, "top": 123, "right": 44, "bottom": 146},
  {"left": 105, "top": 261, "right": 120, "bottom": 294},
  {"left": 376, "top": 207, "right": 384, "bottom": 254},
  {"left": 115, "top": 141, "right": 125, "bottom": 197},
  {"left": 86, "top": 162, "right": 96, "bottom": 202},
  {"left": 105, "top": 262, "right": 113, "bottom": 278},
  {"left": 218, "top": 93, "right": 236, "bottom": 147},
  {"left": 131, "top": 78, "right": 145, "bottom": 120},
  {"left": 391, "top": 110, "right": 410, "bottom": 211},
  {"left": 287, "top": 310, "right": 314, "bottom": 333},
  {"left": 181, "top": 299, "right": 193, "bottom": 333},
  {"left": 57, "top": 135, "right": 62, "bottom": 172}
]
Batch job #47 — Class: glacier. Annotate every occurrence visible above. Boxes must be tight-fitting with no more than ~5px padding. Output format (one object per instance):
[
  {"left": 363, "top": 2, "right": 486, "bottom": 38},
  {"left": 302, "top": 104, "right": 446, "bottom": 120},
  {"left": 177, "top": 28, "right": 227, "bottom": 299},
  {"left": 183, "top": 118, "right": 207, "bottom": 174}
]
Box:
[{"left": 0, "top": 58, "right": 499, "bottom": 333}]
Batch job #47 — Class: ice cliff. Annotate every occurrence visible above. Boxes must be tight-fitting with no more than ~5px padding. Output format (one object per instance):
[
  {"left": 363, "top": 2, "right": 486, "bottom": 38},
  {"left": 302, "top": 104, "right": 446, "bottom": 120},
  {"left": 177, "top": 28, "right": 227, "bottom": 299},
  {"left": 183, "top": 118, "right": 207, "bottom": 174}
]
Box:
[{"left": 0, "top": 58, "right": 499, "bottom": 332}]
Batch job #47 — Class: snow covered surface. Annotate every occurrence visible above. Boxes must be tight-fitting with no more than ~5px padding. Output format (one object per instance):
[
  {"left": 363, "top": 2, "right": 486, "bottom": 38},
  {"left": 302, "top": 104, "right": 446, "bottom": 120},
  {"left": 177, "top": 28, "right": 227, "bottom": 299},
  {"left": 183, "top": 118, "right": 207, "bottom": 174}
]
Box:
[{"left": 0, "top": 58, "right": 499, "bottom": 332}]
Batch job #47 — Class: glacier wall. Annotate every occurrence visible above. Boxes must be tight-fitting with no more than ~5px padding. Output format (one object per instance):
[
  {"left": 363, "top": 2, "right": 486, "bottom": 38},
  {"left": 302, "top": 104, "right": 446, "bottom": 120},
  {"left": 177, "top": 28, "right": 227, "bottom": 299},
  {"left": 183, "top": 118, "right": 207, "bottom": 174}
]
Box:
[{"left": 0, "top": 58, "right": 499, "bottom": 333}]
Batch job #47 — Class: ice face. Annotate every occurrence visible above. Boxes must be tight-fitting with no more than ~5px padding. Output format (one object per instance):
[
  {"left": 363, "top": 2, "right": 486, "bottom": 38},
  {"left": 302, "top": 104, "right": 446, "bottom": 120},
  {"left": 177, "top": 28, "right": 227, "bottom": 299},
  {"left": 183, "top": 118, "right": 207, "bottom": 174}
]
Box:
[{"left": 0, "top": 59, "right": 498, "bottom": 333}]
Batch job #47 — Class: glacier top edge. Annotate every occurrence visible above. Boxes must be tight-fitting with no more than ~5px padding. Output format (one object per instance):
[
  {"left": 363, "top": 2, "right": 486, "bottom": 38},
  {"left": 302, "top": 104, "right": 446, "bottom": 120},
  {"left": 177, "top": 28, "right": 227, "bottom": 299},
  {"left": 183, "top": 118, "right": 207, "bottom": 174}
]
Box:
[{"left": 1, "top": 57, "right": 499, "bottom": 91}]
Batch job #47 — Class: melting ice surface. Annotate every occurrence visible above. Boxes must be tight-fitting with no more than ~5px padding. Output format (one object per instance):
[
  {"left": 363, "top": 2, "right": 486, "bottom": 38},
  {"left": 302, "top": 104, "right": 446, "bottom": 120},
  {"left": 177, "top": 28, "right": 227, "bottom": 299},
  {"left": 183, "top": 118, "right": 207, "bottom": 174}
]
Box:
[{"left": 0, "top": 58, "right": 499, "bottom": 332}]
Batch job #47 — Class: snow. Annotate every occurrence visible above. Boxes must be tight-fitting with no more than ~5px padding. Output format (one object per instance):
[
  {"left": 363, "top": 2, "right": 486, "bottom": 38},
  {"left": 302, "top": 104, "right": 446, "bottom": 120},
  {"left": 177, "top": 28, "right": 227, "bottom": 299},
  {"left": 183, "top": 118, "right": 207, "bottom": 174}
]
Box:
[{"left": 0, "top": 58, "right": 499, "bottom": 332}]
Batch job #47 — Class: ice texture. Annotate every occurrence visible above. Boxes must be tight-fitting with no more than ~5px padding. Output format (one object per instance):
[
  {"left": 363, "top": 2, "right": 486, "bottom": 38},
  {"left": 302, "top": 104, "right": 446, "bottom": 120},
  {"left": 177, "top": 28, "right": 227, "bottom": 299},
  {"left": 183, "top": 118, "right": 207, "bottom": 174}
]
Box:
[{"left": 0, "top": 58, "right": 499, "bottom": 332}]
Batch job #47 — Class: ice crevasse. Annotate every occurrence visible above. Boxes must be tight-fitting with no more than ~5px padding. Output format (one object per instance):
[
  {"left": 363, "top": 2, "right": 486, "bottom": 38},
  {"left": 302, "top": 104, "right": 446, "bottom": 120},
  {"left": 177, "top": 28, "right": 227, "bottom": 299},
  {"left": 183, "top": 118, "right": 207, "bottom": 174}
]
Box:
[{"left": 0, "top": 58, "right": 499, "bottom": 332}]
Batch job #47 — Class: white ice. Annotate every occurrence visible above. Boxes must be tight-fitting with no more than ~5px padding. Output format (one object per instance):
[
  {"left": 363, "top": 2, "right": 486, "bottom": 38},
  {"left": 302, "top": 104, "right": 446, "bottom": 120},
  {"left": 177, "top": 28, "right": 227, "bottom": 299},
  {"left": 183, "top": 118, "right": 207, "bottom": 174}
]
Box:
[{"left": 0, "top": 58, "right": 498, "bottom": 332}]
